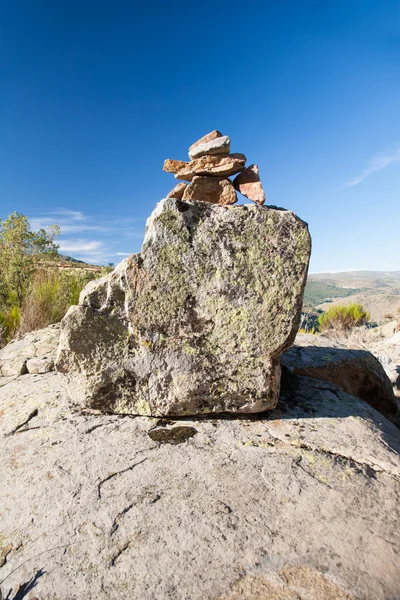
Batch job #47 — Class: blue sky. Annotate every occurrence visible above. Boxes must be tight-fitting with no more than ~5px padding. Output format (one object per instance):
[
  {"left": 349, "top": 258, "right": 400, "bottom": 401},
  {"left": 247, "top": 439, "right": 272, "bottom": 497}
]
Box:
[{"left": 0, "top": 0, "right": 399, "bottom": 272}]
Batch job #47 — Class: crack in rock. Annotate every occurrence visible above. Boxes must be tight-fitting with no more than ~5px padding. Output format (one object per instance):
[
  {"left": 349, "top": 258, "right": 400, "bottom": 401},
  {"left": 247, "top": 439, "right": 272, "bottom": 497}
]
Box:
[
  {"left": 264, "top": 426, "right": 397, "bottom": 477},
  {"left": 110, "top": 502, "right": 135, "bottom": 535},
  {"left": 97, "top": 455, "right": 149, "bottom": 499},
  {"left": 110, "top": 541, "right": 131, "bottom": 567},
  {"left": 5, "top": 409, "right": 39, "bottom": 437}
]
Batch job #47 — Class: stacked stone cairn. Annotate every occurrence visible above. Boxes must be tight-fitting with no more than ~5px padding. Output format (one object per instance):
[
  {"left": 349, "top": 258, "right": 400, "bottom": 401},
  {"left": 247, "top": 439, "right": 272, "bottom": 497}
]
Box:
[
  {"left": 163, "top": 130, "right": 266, "bottom": 206},
  {"left": 56, "top": 130, "right": 311, "bottom": 416}
]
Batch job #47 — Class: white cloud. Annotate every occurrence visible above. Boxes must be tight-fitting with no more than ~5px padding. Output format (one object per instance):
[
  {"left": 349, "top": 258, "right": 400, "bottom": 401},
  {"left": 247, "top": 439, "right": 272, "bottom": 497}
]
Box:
[
  {"left": 46, "top": 209, "right": 87, "bottom": 221},
  {"left": 345, "top": 147, "right": 400, "bottom": 186},
  {"left": 29, "top": 217, "right": 104, "bottom": 234},
  {"left": 58, "top": 224, "right": 104, "bottom": 233},
  {"left": 58, "top": 239, "right": 103, "bottom": 253},
  {"left": 27, "top": 209, "right": 144, "bottom": 265}
]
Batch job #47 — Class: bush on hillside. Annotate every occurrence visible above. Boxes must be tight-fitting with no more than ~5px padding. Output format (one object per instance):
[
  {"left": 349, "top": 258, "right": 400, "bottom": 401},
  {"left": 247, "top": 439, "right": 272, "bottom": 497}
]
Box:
[
  {"left": 18, "top": 269, "right": 97, "bottom": 335},
  {"left": 318, "top": 303, "right": 370, "bottom": 333},
  {"left": 0, "top": 306, "right": 21, "bottom": 346},
  {"left": 0, "top": 212, "right": 59, "bottom": 308},
  {"left": 0, "top": 211, "right": 106, "bottom": 347}
]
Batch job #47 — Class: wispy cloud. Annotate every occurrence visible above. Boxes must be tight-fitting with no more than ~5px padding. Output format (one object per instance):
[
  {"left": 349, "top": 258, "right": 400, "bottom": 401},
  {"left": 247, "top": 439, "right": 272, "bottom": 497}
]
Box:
[
  {"left": 58, "top": 239, "right": 103, "bottom": 253},
  {"left": 45, "top": 209, "right": 87, "bottom": 221},
  {"left": 30, "top": 217, "right": 104, "bottom": 234},
  {"left": 345, "top": 147, "right": 400, "bottom": 186},
  {"left": 27, "top": 208, "right": 144, "bottom": 265}
]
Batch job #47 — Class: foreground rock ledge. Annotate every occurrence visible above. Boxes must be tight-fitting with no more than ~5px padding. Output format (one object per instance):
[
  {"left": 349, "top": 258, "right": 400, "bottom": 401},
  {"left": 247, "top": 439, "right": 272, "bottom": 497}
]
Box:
[
  {"left": 0, "top": 371, "right": 399, "bottom": 599},
  {"left": 56, "top": 198, "right": 311, "bottom": 416}
]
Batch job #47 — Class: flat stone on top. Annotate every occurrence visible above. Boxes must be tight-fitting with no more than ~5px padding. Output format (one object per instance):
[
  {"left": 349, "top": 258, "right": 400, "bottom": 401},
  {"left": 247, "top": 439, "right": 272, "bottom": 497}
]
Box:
[
  {"left": 189, "top": 135, "right": 230, "bottom": 160},
  {"left": 189, "top": 130, "right": 223, "bottom": 155}
]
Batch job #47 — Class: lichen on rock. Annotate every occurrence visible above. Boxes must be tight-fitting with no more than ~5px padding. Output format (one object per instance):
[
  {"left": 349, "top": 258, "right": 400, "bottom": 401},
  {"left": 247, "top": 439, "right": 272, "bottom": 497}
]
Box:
[{"left": 56, "top": 198, "right": 311, "bottom": 415}]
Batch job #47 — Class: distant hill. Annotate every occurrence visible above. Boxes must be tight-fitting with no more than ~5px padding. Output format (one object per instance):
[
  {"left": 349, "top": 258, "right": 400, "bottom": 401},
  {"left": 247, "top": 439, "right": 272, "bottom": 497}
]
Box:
[
  {"left": 308, "top": 271, "right": 400, "bottom": 289},
  {"left": 59, "top": 254, "right": 87, "bottom": 265},
  {"left": 303, "top": 280, "right": 361, "bottom": 309},
  {"left": 304, "top": 271, "right": 400, "bottom": 324}
]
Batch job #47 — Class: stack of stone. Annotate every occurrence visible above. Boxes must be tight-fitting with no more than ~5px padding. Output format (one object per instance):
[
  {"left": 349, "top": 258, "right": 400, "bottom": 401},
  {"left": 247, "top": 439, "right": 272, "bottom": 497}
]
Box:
[{"left": 163, "top": 130, "right": 266, "bottom": 206}]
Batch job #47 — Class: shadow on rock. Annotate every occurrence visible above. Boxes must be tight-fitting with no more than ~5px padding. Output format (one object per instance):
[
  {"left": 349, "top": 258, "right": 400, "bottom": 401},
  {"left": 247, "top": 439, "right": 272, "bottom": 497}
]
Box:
[
  {"left": 1, "top": 569, "right": 45, "bottom": 600},
  {"left": 281, "top": 343, "right": 397, "bottom": 417}
]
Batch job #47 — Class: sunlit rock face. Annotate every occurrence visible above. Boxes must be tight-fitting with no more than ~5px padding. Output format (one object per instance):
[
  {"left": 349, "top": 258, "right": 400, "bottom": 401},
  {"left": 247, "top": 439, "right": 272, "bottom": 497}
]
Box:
[{"left": 56, "top": 197, "right": 311, "bottom": 416}]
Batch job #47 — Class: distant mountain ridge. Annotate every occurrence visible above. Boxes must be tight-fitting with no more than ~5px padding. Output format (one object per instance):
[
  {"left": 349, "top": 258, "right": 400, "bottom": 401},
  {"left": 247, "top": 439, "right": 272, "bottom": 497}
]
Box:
[
  {"left": 308, "top": 271, "right": 400, "bottom": 289},
  {"left": 304, "top": 271, "right": 400, "bottom": 323}
]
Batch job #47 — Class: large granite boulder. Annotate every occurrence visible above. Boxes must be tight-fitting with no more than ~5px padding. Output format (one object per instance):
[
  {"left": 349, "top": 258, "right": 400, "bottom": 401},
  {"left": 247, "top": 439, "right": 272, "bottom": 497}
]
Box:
[
  {"left": 0, "top": 370, "right": 399, "bottom": 599},
  {"left": 56, "top": 198, "right": 311, "bottom": 416},
  {"left": 282, "top": 334, "right": 398, "bottom": 417}
]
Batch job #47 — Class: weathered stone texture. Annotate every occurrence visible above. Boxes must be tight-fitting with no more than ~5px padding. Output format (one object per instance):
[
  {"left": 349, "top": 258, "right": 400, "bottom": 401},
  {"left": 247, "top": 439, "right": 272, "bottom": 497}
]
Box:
[
  {"left": 189, "top": 135, "right": 230, "bottom": 159},
  {"left": 0, "top": 370, "right": 399, "bottom": 599},
  {"left": 56, "top": 198, "right": 311, "bottom": 416},
  {"left": 182, "top": 176, "right": 237, "bottom": 205},
  {"left": 282, "top": 333, "right": 397, "bottom": 417},
  {"left": 163, "top": 159, "right": 187, "bottom": 174},
  {"left": 166, "top": 181, "right": 187, "bottom": 199},
  {"left": 189, "top": 129, "right": 223, "bottom": 155},
  {"left": 0, "top": 324, "right": 60, "bottom": 377},
  {"left": 233, "top": 164, "right": 266, "bottom": 205},
  {"left": 175, "top": 153, "right": 246, "bottom": 181}
]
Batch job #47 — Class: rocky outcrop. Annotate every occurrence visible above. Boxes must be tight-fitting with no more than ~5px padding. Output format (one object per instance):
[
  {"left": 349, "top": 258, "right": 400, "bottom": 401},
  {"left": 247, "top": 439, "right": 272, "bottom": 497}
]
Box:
[
  {"left": 56, "top": 197, "right": 311, "bottom": 416},
  {"left": 0, "top": 369, "right": 399, "bottom": 599},
  {"left": 0, "top": 324, "right": 60, "bottom": 378},
  {"left": 282, "top": 334, "right": 398, "bottom": 417}
]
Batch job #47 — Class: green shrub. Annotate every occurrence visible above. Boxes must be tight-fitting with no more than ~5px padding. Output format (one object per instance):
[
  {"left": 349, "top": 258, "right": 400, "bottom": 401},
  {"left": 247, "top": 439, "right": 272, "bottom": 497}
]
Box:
[
  {"left": 18, "top": 269, "right": 97, "bottom": 335},
  {"left": 0, "top": 305, "right": 21, "bottom": 346},
  {"left": 318, "top": 303, "right": 370, "bottom": 333}
]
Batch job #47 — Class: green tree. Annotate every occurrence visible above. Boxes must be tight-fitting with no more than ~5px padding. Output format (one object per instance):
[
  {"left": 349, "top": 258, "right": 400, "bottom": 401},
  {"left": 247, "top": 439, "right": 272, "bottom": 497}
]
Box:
[
  {"left": 318, "top": 303, "right": 370, "bottom": 333},
  {"left": 0, "top": 212, "right": 60, "bottom": 307}
]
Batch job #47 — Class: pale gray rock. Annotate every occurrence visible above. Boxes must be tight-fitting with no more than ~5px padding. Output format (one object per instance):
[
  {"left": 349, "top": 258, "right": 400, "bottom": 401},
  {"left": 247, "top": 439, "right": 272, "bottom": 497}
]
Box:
[
  {"left": 376, "top": 353, "right": 400, "bottom": 397},
  {"left": 188, "top": 135, "right": 230, "bottom": 159},
  {"left": 0, "top": 324, "right": 60, "bottom": 377},
  {"left": 26, "top": 356, "right": 54, "bottom": 374},
  {"left": 282, "top": 334, "right": 398, "bottom": 417},
  {"left": 0, "top": 371, "right": 399, "bottom": 599},
  {"left": 56, "top": 198, "right": 311, "bottom": 416},
  {"left": 189, "top": 129, "right": 223, "bottom": 154}
]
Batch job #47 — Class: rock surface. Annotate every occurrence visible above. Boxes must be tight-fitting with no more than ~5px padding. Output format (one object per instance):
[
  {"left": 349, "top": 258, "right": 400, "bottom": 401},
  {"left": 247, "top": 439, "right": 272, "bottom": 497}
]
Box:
[
  {"left": 163, "top": 159, "right": 187, "bottom": 174},
  {"left": 1, "top": 369, "right": 399, "bottom": 599},
  {"left": 0, "top": 324, "right": 60, "bottom": 377},
  {"left": 56, "top": 198, "right": 311, "bottom": 416},
  {"left": 282, "top": 334, "right": 398, "bottom": 417},
  {"left": 182, "top": 175, "right": 237, "bottom": 205},
  {"left": 189, "top": 129, "right": 223, "bottom": 155},
  {"left": 189, "top": 135, "right": 230, "bottom": 160},
  {"left": 166, "top": 181, "right": 187, "bottom": 200},
  {"left": 175, "top": 154, "right": 246, "bottom": 181},
  {"left": 233, "top": 164, "right": 266, "bottom": 205}
]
